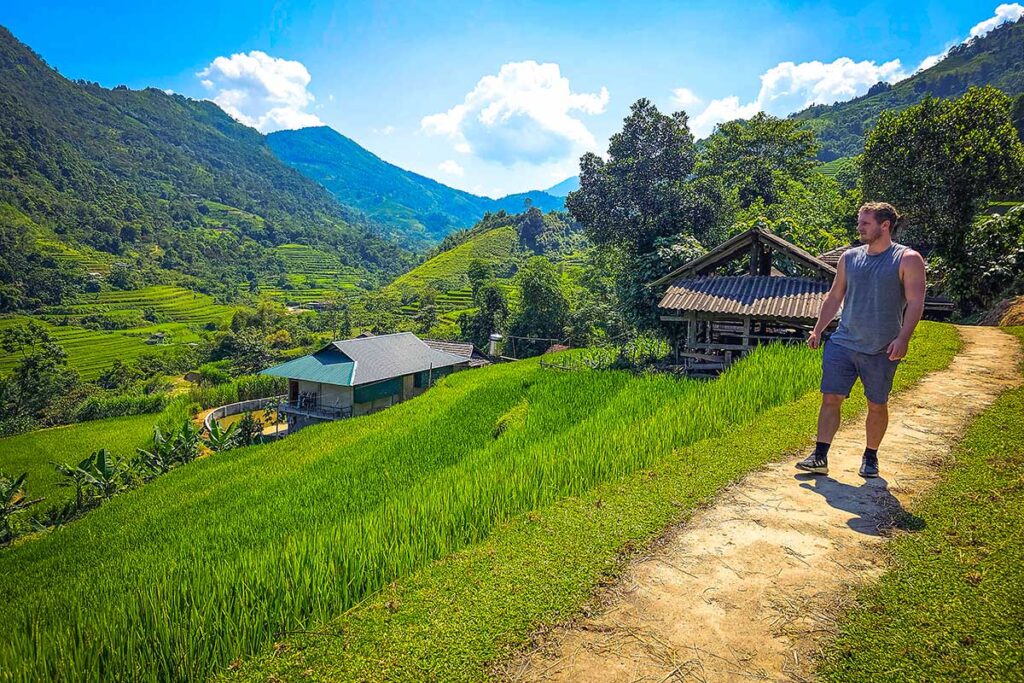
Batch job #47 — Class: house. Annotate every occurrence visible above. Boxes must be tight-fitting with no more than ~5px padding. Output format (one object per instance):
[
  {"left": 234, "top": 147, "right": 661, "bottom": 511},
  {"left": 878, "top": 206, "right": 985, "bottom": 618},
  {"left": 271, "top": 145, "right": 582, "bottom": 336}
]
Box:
[
  {"left": 260, "top": 332, "right": 469, "bottom": 432},
  {"left": 652, "top": 226, "right": 839, "bottom": 375}
]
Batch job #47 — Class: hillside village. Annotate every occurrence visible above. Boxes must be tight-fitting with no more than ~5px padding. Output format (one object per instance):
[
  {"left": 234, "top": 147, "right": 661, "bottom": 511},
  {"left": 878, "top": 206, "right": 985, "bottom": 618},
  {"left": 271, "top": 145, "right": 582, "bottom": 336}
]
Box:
[{"left": 2, "top": 6, "right": 1024, "bottom": 683}]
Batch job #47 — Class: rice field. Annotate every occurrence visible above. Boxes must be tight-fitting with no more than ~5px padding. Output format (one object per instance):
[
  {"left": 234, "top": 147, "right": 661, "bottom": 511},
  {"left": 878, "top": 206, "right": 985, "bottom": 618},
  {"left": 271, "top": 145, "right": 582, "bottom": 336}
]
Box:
[
  {"left": 0, "top": 342, "right": 823, "bottom": 682},
  {"left": 0, "top": 413, "right": 159, "bottom": 512},
  {"left": 260, "top": 244, "right": 365, "bottom": 304},
  {"left": 387, "top": 226, "right": 517, "bottom": 296},
  {"left": 44, "top": 286, "right": 232, "bottom": 325}
]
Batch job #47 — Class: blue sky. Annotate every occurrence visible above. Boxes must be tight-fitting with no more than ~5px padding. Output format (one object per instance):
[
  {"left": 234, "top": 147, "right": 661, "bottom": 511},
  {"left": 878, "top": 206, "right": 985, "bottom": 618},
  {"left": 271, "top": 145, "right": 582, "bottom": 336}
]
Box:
[{"left": 1, "top": 1, "right": 1020, "bottom": 196}]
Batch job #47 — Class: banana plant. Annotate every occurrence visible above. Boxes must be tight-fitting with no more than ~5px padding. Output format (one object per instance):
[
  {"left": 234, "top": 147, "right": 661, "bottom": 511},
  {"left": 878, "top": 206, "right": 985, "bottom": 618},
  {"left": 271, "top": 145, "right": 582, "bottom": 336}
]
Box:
[
  {"left": 173, "top": 421, "right": 201, "bottom": 463},
  {"left": 1, "top": 471, "right": 41, "bottom": 544},
  {"left": 204, "top": 420, "right": 238, "bottom": 452}
]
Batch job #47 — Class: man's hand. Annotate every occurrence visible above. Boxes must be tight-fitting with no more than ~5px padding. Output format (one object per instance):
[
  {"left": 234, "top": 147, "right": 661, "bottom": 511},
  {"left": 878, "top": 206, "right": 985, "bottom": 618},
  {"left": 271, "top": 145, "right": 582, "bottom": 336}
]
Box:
[
  {"left": 887, "top": 335, "right": 909, "bottom": 361},
  {"left": 807, "top": 330, "right": 822, "bottom": 350}
]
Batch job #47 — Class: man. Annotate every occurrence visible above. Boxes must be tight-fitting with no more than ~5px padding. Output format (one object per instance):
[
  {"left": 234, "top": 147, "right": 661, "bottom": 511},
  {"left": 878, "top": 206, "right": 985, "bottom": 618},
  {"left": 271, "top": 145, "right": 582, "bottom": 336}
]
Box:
[{"left": 796, "top": 202, "right": 927, "bottom": 478}]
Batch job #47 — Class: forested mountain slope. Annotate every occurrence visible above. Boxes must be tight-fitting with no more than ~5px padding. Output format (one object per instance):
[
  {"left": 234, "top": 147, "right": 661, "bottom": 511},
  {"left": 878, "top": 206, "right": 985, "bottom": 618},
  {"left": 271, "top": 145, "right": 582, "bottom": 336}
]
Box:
[
  {"left": 268, "top": 126, "right": 565, "bottom": 248},
  {"left": 0, "top": 25, "right": 409, "bottom": 310},
  {"left": 792, "top": 17, "right": 1024, "bottom": 159}
]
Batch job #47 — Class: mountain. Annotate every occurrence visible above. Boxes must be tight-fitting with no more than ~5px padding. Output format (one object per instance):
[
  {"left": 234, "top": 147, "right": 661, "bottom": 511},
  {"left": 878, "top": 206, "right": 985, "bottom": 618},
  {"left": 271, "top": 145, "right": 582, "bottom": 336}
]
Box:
[
  {"left": 544, "top": 176, "right": 580, "bottom": 196},
  {"left": 0, "top": 25, "right": 409, "bottom": 310},
  {"left": 267, "top": 126, "right": 564, "bottom": 248},
  {"left": 793, "top": 17, "right": 1024, "bottom": 160}
]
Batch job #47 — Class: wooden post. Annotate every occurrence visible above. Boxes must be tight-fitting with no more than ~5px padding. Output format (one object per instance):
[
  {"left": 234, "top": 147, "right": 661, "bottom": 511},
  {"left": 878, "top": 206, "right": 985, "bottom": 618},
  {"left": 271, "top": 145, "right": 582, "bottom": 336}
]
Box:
[
  {"left": 749, "top": 238, "right": 760, "bottom": 275},
  {"left": 742, "top": 316, "right": 751, "bottom": 349}
]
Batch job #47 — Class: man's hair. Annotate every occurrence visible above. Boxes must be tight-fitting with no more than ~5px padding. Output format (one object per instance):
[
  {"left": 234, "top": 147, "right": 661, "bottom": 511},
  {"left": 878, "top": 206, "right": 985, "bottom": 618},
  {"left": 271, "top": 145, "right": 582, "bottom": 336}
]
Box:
[{"left": 859, "top": 202, "right": 901, "bottom": 232}]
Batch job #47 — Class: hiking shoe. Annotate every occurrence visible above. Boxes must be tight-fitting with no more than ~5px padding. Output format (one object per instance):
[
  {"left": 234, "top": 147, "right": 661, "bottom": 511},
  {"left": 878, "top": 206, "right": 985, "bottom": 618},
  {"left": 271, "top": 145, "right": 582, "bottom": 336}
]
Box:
[
  {"left": 795, "top": 453, "right": 828, "bottom": 475},
  {"left": 859, "top": 453, "right": 879, "bottom": 478}
]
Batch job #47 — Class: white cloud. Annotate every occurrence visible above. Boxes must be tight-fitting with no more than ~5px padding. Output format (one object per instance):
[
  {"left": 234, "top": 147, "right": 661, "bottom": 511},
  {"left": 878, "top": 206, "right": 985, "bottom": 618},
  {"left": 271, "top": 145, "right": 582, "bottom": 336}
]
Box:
[
  {"left": 373, "top": 125, "right": 395, "bottom": 135},
  {"left": 916, "top": 4, "right": 1024, "bottom": 72},
  {"left": 438, "top": 159, "right": 465, "bottom": 177},
  {"left": 422, "top": 61, "right": 609, "bottom": 166},
  {"left": 197, "top": 51, "right": 323, "bottom": 133},
  {"left": 670, "top": 87, "right": 701, "bottom": 109},
  {"left": 969, "top": 3, "right": 1024, "bottom": 38},
  {"left": 689, "top": 56, "right": 907, "bottom": 138}
]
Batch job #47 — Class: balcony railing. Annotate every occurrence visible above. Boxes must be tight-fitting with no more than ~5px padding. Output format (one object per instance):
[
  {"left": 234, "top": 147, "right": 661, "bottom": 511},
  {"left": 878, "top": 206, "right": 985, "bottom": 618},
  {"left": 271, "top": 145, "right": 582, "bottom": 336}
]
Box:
[{"left": 278, "top": 398, "right": 353, "bottom": 420}]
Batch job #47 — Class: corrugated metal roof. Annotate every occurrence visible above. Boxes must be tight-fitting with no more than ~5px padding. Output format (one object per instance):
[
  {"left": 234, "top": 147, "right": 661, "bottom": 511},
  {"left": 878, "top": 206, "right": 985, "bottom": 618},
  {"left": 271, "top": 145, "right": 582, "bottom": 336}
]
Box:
[
  {"left": 658, "top": 275, "right": 832, "bottom": 320},
  {"left": 422, "top": 338, "right": 492, "bottom": 368},
  {"left": 261, "top": 348, "right": 355, "bottom": 384},
  {"left": 332, "top": 332, "right": 466, "bottom": 385},
  {"left": 262, "top": 332, "right": 466, "bottom": 386}
]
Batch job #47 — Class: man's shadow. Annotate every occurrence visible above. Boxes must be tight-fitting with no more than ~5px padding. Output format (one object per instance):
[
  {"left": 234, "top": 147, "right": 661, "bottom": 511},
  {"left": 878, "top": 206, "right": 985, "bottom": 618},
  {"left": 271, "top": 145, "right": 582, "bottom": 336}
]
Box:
[{"left": 794, "top": 473, "right": 926, "bottom": 536}]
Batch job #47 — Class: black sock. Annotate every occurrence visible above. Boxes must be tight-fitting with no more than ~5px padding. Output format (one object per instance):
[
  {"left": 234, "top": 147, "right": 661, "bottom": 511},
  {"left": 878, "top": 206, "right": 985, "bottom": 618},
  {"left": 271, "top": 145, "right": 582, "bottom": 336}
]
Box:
[
  {"left": 864, "top": 447, "right": 878, "bottom": 460},
  {"left": 814, "top": 441, "right": 831, "bottom": 459}
]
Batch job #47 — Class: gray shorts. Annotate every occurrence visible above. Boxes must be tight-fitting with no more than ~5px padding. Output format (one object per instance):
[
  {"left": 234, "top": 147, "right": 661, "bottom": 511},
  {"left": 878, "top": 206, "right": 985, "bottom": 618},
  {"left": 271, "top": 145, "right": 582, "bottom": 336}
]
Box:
[{"left": 821, "top": 340, "right": 900, "bottom": 405}]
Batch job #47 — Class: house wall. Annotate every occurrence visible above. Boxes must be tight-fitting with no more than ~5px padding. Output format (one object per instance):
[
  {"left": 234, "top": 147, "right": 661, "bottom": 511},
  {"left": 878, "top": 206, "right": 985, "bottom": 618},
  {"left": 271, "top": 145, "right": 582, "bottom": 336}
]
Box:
[{"left": 295, "top": 380, "right": 353, "bottom": 409}]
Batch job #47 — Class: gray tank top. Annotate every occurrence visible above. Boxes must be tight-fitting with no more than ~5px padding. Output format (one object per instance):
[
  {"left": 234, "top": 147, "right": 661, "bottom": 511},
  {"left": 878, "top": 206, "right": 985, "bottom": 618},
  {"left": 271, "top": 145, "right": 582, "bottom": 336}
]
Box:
[{"left": 829, "top": 242, "right": 908, "bottom": 355}]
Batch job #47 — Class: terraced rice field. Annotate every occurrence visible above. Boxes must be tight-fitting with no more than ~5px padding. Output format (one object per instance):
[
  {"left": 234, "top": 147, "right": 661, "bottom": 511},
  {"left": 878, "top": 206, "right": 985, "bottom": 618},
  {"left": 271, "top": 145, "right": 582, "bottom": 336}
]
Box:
[
  {"left": 260, "top": 244, "right": 365, "bottom": 304},
  {"left": 387, "top": 226, "right": 517, "bottom": 296},
  {"left": 0, "top": 342, "right": 827, "bottom": 683},
  {"left": 2, "top": 287, "right": 233, "bottom": 379}
]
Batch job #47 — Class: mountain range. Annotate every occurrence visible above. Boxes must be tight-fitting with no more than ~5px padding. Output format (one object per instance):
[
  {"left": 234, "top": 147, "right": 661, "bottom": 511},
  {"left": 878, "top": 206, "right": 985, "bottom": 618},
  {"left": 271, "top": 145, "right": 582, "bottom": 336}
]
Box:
[{"left": 267, "top": 126, "right": 565, "bottom": 249}]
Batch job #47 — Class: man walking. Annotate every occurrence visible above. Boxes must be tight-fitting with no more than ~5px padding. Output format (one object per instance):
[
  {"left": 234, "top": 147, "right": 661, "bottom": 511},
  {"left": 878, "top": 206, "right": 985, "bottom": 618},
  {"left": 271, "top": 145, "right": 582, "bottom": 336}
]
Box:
[{"left": 797, "top": 202, "right": 927, "bottom": 478}]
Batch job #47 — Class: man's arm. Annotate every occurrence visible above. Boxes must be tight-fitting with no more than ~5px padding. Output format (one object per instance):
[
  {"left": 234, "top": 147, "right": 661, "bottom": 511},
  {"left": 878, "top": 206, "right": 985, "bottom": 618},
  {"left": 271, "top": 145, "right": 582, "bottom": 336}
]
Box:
[
  {"left": 808, "top": 253, "right": 847, "bottom": 349},
  {"left": 887, "top": 250, "right": 927, "bottom": 360}
]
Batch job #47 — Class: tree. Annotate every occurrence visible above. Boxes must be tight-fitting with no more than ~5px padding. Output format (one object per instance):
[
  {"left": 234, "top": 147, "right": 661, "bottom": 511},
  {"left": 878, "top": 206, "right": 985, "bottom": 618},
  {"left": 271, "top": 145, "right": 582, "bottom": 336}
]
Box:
[
  {"left": 861, "top": 87, "right": 1024, "bottom": 297},
  {"left": 0, "top": 322, "right": 80, "bottom": 423},
  {"left": 935, "top": 205, "right": 1024, "bottom": 311},
  {"left": 235, "top": 411, "right": 264, "bottom": 447},
  {"left": 518, "top": 206, "right": 545, "bottom": 251},
  {"left": 460, "top": 281, "right": 509, "bottom": 349},
  {"left": 467, "top": 259, "right": 495, "bottom": 297},
  {"left": 509, "top": 257, "right": 568, "bottom": 356},
  {"left": 697, "top": 112, "right": 820, "bottom": 197},
  {"left": 567, "top": 99, "right": 724, "bottom": 328},
  {"left": 229, "top": 328, "right": 272, "bottom": 375}
]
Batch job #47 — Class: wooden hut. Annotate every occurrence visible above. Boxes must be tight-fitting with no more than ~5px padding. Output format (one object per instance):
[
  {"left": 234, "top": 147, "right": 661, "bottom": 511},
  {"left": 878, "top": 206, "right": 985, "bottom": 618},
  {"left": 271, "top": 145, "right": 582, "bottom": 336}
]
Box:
[{"left": 652, "top": 226, "right": 839, "bottom": 374}]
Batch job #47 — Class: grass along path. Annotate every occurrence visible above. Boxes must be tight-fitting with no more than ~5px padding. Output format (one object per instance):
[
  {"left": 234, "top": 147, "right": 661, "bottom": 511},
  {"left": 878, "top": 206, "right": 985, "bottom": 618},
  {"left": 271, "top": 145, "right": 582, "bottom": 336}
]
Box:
[
  {"left": 508, "top": 325, "right": 1018, "bottom": 682},
  {"left": 818, "top": 326, "right": 1024, "bottom": 682},
  {"left": 221, "top": 321, "right": 960, "bottom": 682}
]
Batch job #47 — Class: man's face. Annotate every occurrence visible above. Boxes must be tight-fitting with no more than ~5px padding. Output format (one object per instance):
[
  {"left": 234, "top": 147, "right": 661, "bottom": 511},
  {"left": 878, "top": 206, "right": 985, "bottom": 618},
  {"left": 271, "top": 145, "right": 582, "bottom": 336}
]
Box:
[{"left": 857, "top": 210, "right": 888, "bottom": 243}]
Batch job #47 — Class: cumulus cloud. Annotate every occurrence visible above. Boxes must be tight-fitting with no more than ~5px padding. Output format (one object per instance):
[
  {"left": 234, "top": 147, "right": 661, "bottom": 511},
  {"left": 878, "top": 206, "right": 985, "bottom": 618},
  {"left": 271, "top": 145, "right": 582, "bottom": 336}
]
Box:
[
  {"left": 671, "top": 87, "right": 702, "bottom": 109},
  {"left": 438, "top": 159, "right": 465, "bottom": 177},
  {"left": 422, "top": 61, "right": 609, "bottom": 166},
  {"left": 688, "top": 57, "right": 907, "bottom": 138},
  {"left": 969, "top": 2, "right": 1024, "bottom": 38},
  {"left": 197, "top": 51, "right": 323, "bottom": 133}
]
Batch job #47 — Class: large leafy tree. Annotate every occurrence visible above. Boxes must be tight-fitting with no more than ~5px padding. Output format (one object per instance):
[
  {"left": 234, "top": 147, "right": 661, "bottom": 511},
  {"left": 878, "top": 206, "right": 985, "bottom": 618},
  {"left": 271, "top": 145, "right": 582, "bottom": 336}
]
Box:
[
  {"left": 509, "top": 257, "right": 569, "bottom": 356},
  {"left": 567, "top": 99, "right": 724, "bottom": 328},
  {"left": 697, "top": 112, "right": 820, "bottom": 209},
  {"left": 861, "top": 86, "right": 1024, "bottom": 279}
]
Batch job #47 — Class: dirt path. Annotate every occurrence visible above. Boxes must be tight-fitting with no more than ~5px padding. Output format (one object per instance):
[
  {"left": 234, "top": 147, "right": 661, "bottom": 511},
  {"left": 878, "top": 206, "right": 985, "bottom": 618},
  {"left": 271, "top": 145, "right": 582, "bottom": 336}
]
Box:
[{"left": 509, "top": 326, "right": 1021, "bottom": 683}]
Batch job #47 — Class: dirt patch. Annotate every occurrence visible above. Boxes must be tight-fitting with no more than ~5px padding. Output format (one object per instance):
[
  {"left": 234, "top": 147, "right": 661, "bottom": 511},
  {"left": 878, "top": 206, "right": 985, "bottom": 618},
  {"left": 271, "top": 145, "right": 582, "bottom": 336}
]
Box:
[
  {"left": 506, "top": 326, "right": 1021, "bottom": 683},
  {"left": 978, "top": 295, "right": 1024, "bottom": 327}
]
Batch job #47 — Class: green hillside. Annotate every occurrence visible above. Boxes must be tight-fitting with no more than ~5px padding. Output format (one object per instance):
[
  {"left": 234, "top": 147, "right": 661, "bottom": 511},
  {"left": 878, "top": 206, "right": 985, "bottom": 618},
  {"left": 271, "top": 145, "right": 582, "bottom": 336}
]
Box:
[
  {"left": 387, "top": 226, "right": 519, "bottom": 296},
  {"left": 0, "top": 340, "right": 828, "bottom": 682},
  {"left": 0, "top": 25, "right": 409, "bottom": 312},
  {"left": 267, "top": 126, "right": 565, "bottom": 248},
  {"left": 793, "top": 17, "right": 1024, "bottom": 159}
]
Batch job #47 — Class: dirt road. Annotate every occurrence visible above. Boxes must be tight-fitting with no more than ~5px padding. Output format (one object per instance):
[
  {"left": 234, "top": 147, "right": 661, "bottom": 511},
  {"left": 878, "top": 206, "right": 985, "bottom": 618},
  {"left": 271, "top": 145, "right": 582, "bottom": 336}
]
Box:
[{"left": 509, "top": 326, "right": 1021, "bottom": 682}]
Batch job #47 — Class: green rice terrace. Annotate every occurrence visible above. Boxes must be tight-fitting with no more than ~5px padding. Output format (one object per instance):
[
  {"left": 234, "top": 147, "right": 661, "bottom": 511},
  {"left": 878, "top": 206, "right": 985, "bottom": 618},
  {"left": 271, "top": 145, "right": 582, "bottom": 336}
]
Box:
[
  {"left": 259, "top": 244, "right": 367, "bottom": 305},
  {"left": 0, "top": 334, "right": 854, "bottom": 683},
  {"left": 0, "top": 286, "right": 234, "bottom": 379}
]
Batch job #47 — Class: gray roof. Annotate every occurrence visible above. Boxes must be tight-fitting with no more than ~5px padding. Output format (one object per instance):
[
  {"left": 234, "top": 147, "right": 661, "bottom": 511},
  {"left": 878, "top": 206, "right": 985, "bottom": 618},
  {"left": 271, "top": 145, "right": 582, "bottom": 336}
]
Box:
[
  {"left": 263, "top": 332, "right": 466, "bottom": 386},
  {"left": 422, "top": 338, "right": 491, "bottom": 368},
  {"left": 331, "top": 332, "right": 466, "bottom": 385},
  {"left": 658, "top": 275, "right": 833, "bottom": 320}
]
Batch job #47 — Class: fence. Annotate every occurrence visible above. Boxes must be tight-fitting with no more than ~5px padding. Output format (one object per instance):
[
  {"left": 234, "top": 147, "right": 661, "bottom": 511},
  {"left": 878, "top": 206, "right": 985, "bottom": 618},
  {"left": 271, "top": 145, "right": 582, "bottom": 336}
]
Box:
[{"left": 203, "top": 395, "right": 286, "bottom": 434}]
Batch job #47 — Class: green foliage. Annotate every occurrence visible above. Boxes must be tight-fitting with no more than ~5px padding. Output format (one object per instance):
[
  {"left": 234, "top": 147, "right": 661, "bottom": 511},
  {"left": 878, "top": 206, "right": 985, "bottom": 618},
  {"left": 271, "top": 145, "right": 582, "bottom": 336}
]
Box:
[
  {"left": 861, "top": 86, "right": 1024, "bottom": 310},
  {"left": 793, "top": 18, "right": 1024, "bottom": 159},
  {"left": 934, "top": 206, "right": 1024, "bottom": 311},
  {"left": 819, "top": 327, "right": 1024, "bottom": 682},
  {"left": 0, "top": 321, "right": 80, "bottom": 425},
  {"left": 568, "top": 99, "right": 723, "bottom": 328},
  {"left": 459, "top": 281, "right": 510, "bottom": 349},
  {"left": 0, "top": 470, "right": 38, "bottom": 544},
  {"left": 0, "top": 338, "right": 832, "bottom": 682},
  {"left": 697, "top": 112, "right": 820, "bottom": 206},
  {"left": 509, "top": 257, "right": 569, "bottom": 356},
  {"left": 204, "top": 420, "right": 239, "bottom": 453}
]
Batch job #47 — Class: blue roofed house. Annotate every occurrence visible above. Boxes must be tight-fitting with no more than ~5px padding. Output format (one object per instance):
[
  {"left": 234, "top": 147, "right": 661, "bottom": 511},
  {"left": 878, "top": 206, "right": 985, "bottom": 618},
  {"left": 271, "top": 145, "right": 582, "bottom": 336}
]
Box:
[{"left": 261, "top": 332, "right": 469, "bottom": 433}]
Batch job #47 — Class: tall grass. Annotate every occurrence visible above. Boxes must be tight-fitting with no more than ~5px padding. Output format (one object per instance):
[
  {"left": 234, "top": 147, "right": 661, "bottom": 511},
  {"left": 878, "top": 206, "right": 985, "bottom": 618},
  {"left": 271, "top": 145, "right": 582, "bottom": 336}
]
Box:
[{"left": 0, "top": 343, "right": 820, "bottom": 682}]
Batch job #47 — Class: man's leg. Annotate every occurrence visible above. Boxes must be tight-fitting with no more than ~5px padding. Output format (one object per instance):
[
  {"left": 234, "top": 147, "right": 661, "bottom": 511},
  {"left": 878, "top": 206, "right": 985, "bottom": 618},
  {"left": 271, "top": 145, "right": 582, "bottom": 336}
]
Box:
[
  {"left": 817, "top": 393, "right": 846, "bottom": 443},
  {"left": 865, "top": 400, "right": 889, "bottom": 450}
]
